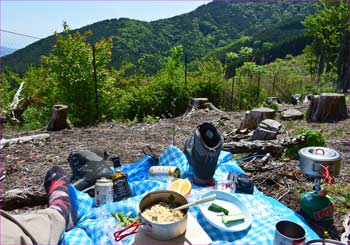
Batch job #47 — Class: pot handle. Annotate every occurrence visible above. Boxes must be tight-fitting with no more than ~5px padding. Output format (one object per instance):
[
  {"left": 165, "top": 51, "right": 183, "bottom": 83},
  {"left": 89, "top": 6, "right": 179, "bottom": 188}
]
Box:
[
  {"left": 315, "top": 148, "right": 325, "bottom": 155},
  {"left": 113, "top": 219, "right": 143, "bottom": 242}
]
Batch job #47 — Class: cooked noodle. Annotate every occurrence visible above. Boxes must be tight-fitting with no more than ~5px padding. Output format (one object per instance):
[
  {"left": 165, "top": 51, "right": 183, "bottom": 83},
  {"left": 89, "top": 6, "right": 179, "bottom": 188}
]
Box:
[{"left": 142, "top": 203, "right": 184, "bottom": 224}]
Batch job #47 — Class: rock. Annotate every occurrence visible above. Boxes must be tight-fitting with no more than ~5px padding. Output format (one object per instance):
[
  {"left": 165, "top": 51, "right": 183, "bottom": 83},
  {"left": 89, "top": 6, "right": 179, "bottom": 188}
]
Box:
[
  {"left": 281, "top": 108, "right": 304, "bottom": 121},
  {"left": 239, "top": 107, "right": 276, "bottom": 130},
  {"left": 289, "top": 94, "right": 302, "bottom": 105},
  {"left": 264, "top": 97, "right": 282, "bottom": 105},
  {"left": 250, "top": 119, "right": 282, "bottom": 141}
]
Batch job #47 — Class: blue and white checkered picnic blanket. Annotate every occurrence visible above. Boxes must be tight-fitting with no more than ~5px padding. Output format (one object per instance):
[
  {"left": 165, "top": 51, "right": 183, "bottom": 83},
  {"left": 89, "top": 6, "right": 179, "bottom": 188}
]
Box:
[{"left": 60, "top": 146, "right": 320, "bottom": 245}]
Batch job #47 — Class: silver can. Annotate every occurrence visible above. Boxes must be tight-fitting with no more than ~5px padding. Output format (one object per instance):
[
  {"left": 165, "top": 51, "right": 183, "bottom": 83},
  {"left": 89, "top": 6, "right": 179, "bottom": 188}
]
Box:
[
  {"left": 95, "top": 178, "right": 113, "bottom": 206},
  {"left": 148, "top": 166, "right": 181, "bottom": 182}
]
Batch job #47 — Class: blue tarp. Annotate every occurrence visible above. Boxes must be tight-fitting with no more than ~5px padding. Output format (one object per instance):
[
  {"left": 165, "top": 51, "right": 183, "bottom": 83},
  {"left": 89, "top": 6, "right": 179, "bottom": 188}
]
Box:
[{"left": 60, "top": 146, "right": 319, "bottom": 245}]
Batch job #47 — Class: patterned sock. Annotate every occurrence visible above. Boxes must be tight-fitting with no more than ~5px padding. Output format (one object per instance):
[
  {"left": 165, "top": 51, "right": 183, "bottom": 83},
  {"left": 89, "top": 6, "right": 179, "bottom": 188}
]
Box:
[{"left": 44, "top": 166, "right": 74, "bottom": 230}]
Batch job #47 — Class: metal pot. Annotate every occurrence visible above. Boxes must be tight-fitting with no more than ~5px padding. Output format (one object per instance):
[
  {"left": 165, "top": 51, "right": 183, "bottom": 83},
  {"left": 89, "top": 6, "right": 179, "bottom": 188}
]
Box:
[
  {"left": 306, "top": 239, "right": 346, "bottom": 245},
  {"left": 273, "top": 220, "right": 306, "bottom": 245},
  {"left": 114, "top": 190, "right": 188, "bottom": 241},
  {"left": 298, "top": 147, "right": 342, "bottom": 177},
  {"left": 138, "top": 190, "right": 188, "bottom": 240}
]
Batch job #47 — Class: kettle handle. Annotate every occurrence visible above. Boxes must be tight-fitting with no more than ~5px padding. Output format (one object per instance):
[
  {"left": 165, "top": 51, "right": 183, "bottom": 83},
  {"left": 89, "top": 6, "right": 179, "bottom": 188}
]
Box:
[{"left": 315, "top": 148, "right": 325, "bottom": 155}]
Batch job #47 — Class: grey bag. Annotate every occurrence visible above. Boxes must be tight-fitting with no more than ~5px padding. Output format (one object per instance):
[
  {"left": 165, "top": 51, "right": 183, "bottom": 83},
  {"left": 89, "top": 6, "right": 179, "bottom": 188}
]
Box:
[{"left": 184, "top": 122, "right": 223, "bottom": 186}]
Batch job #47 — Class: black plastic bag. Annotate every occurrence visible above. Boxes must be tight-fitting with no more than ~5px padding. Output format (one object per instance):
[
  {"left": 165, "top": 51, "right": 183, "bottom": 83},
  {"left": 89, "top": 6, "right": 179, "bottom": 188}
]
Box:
[
  {"left": 68, "top": 150, "right": 114, "bottom": 192},
  {"left": 184, "top": 122, "right": 223, "bottom": 186}
]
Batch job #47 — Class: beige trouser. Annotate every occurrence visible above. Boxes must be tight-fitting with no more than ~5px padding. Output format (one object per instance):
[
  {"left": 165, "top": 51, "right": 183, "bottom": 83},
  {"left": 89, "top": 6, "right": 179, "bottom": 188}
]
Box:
[{"left": 0, "top": 208, "right": 65, "bottom": 245}]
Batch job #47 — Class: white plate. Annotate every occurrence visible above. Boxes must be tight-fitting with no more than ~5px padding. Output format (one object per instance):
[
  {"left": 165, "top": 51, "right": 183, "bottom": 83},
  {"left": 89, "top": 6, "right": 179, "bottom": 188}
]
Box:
[{"left": 199, "top": 190, "right": 252, "bottom": 232}]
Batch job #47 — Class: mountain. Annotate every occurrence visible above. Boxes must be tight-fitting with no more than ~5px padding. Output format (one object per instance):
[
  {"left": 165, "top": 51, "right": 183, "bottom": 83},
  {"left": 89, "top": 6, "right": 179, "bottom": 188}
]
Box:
[
  {"left": 0, "top": 47, "right": 16, "bottom": 57},
  {"left": 2, "top": 1, "right": 316, "bottom": 74}
]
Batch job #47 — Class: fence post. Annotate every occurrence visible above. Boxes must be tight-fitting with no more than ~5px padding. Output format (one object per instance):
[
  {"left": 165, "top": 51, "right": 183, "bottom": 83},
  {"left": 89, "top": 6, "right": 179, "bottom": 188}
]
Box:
[
  {"left": 230, "top": 75, "right": 235, "bottom": 110},
  {"left": 257, "top": 72, "right": 261, "bottom": 101},
  {"left": 184, "top": 54, "right": 188, "bottom": 87},
  {"left": 92, "top": 45, "right": 99, "bottom": 121}
]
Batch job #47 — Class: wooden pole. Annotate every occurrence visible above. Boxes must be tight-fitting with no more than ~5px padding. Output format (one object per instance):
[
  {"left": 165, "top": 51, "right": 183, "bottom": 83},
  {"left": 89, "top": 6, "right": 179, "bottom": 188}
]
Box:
[
  {"left": 257, "top": 72, "right": 261, "bottom": 101},
  {"left": 92, "top": 45, "right": 99, "bottom": 121},
  {"left": 230, "top": 75, "right": 235, "bottom": 110},
  {"left": 184, "top": 54, "right": 188, "bottom": 87}
]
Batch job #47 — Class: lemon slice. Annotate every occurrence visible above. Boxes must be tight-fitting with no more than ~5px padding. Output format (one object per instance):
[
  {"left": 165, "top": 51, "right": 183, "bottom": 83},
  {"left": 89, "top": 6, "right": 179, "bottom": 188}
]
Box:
[{"left": 170, "top": 178, "right": 192, "bottom": 196}]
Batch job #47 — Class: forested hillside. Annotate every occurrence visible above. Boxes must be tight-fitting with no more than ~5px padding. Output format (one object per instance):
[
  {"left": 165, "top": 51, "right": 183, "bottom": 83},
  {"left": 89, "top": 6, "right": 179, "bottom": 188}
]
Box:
[
  {"left": 3, "top": 1, "right": 315, "bottom": 74},
  {"left": 1, "top": 0, "right": 349, "bottom": 134}
]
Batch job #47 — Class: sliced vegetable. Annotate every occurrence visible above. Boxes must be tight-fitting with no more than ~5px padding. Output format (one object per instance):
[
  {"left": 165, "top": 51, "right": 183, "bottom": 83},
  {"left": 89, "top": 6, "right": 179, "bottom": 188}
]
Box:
[
  {"left": 222, "top": 214, "right": 245, "bottom": 224},
  {"left": 208, "top": 203, "right": 229, "bottom": 215},
  {"left": 111, "top": 212, "right": 120, "bottom": 222},
  {"left": 111, "top": 212, "right": 135, "bottom": 226}
]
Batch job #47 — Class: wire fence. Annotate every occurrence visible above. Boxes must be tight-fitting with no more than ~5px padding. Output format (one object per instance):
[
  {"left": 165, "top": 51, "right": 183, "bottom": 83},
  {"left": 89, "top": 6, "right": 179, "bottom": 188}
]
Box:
[{"left": 0, "top": 29, "right": 41, "bottom": 57}]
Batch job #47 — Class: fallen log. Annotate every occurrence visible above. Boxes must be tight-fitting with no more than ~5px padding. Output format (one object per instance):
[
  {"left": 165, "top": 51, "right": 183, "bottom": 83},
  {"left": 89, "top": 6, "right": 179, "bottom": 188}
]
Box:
[
  {"left": 0, "top": 133, "right": 50, "bottom": 149},
  {"left": 2, "top": 82, "right": 26, "bottom": 123},
  {"left": 224, "top": 140, "right": 285, "bottom": 157},
  {"left": 1, "top": 189, "right": 47, "bottom": 211},
  {"left": 223, "top": 134, "right": 306, "bottom": 157}
]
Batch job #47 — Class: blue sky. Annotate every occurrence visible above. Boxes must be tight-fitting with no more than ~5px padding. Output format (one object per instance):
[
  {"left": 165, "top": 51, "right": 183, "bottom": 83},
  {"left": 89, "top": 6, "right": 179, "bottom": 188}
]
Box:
[{"left": 1, "top": 1, "right": 210, "bottom": 49}]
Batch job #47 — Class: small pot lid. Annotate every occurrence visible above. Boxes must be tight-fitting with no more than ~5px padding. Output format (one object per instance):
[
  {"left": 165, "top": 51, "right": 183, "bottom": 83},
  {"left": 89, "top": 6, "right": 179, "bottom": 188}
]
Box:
[{"left": 298, "top": 147, "right": 341, "bottom": 161}]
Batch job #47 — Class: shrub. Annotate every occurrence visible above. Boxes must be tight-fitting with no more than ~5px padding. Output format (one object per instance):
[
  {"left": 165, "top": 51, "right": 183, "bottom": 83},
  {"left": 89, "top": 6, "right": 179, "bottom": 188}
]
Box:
[
  {"left": 261, "top": 101, "right": 279, "bottom": 110},
  {"left": 285, "top": 128, "right": 326, "bottom": 159}
]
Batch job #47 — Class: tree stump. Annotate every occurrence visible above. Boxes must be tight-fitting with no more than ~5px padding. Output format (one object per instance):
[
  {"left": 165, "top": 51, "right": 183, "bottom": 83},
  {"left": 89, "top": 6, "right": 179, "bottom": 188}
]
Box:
[
  {"left": 182, "top": 98, "right": 224, "bottom": 117},
  {"left": 190, "top": 98, "right": 209, "bottom": 109},
  {"left": 47, "top": 105, "right": 73, "bottom": 131},
  {"left": 306, "top": 93, "right": 349, "bottom": 122},
  {"left": 239, "top": 107, "right": 276, "bottom": 130}
]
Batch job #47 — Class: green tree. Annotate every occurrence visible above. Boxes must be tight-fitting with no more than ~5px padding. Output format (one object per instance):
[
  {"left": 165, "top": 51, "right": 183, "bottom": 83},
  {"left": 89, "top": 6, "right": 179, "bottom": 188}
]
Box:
[
  {"left": 302, "top": 1, "right": 349, "bottom": 89},
  {"left": 115, "top": 45, "right": 189, "bottom": 120},
  {"left": 225, "top": 46, "right": 254, "bottom": 109},
  {"left": 235, "top": 62, "right": 266, "bottom": 109},
  {"left": 41, "top": 22, "right": 112, "bottom": 125},
  {"left": 189, "top": 58, "right": 226, "bottom": 107}
]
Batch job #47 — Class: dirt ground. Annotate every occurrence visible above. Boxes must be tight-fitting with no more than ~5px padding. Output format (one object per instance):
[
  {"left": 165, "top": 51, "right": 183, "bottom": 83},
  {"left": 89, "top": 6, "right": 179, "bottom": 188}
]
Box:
[{"left": 1, "top": 105, "right": 349, "bottom": 241}]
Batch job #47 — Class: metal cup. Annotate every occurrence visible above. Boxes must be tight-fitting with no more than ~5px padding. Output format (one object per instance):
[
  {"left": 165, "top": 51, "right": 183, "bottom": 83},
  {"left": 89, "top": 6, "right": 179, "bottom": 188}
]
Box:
[{"left": 273, "top": 220, "right": 306, "bottom": 245}]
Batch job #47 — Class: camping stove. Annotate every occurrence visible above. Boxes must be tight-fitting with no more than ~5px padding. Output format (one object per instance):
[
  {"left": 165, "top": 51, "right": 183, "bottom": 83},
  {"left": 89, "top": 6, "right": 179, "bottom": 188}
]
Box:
[{"left": 298, "top": 147, "right": 342, "bottom": 221}]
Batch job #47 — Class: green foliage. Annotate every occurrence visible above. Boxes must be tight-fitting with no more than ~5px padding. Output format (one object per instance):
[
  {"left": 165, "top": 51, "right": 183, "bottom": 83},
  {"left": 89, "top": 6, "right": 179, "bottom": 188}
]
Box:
[
  {"left": 22, "top": 107, "right": 48, "bottom": 130},
  {"left": 126, "top": 116, "right": 138, "bottom": 126},
  {"left": 234, "top": 62, "right": 266, "bottom": 109},
  {"left": 40, "top": 22, "right": 113, "bottom": 125},
  {"left": 3, "top": 1, "right": 315, "bottom": 75},
  {"left": 143, "top": 115, "right": 160, "bottom": 124},
  {"left": 189, "top": 58, "right": 227, "bottom": 107},
  {"left": 0, "top": 71, "right": 17, "bottom": 114},
  {"left": 325, "top": 183, "right": 350, "bottom": 215},
  {"left": 262, "top": 101, "right": 279, "bottom": 111},
  {"left": 114, "top": 45, "right": 189, "bottom": 120},
  {"left": 302, "top": 1, "right": 350, "bottom": 90},
  {"left": 285, "top": 128, "right": 326, "bottom": 159}
]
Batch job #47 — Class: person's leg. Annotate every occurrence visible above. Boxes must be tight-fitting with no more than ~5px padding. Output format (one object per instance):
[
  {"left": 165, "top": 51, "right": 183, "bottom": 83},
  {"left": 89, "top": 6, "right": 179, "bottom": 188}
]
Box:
[
  {"left": 0, "top": 166, "right": 74, "bottom": 245},
  {"left": 1, "top": 208, "right": 65, "bottom": 245},
  {"left": 44, "top": 166, "right": 75, "bottom": 230}
]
